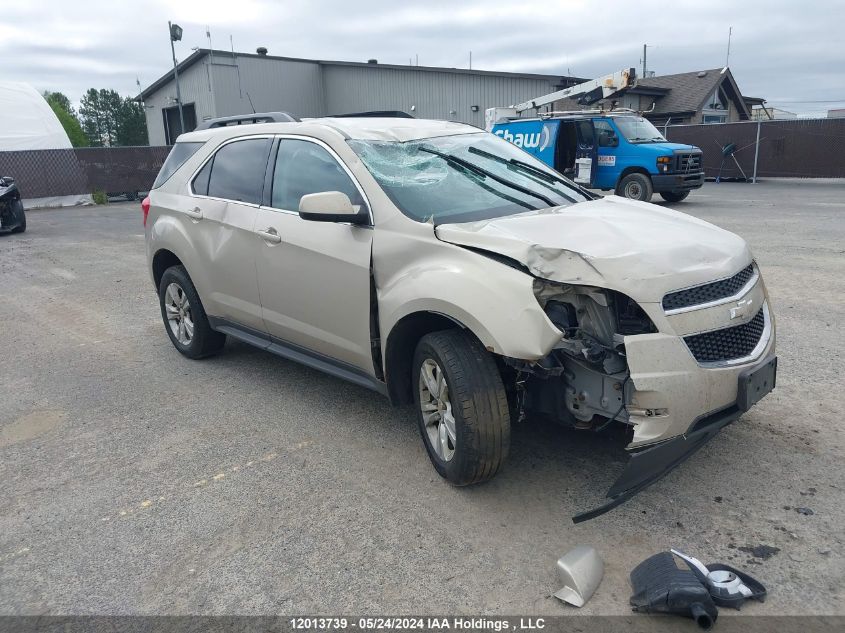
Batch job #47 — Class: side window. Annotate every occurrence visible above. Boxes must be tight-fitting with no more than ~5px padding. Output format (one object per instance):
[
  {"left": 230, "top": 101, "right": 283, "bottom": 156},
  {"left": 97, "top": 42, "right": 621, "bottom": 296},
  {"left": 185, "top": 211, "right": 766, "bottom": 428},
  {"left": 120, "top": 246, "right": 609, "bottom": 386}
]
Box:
[
  {"left": 192, "top": 158, "right": 212, "bottom": 196},
  {"left": 271, "top": 139, "right": 365, "bottom": 212},
  {"left": 206, "top": 138, "right": 272, "bottom": 204},
  {"left": 594, "top": 120, "right": 618, "bottom": 147},
  {"left": 152, "top": 141, "right": 203, "bottom": 189},
  {"left": 576, "top": 121, "right": 594, "bottom": 147}
]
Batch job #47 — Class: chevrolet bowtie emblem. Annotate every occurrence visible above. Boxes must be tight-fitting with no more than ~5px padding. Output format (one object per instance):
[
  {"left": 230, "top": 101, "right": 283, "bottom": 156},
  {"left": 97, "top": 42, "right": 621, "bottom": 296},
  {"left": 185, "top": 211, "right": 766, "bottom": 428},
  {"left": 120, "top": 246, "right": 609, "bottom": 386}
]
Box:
[{"left": 730, "top": 298, "right": 753, "bottom": 320}]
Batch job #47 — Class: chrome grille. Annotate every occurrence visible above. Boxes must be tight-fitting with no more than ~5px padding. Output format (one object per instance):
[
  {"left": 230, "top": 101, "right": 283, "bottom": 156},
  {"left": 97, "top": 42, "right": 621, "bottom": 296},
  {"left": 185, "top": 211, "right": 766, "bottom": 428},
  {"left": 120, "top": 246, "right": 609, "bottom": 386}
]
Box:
[
  {"left": 677, "top": 152, "right": 702, "bottom": 173},
  {"left": 684, "top": 306, "right": 766, "bottom": 363},
  {"left": 663, "top": 264, "right": 755, "bottom": 311}
]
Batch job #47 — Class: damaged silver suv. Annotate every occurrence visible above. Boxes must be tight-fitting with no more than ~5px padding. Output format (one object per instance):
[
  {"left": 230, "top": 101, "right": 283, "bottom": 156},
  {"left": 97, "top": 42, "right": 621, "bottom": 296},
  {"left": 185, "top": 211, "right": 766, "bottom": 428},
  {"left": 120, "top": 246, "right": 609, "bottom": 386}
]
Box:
[{"left": 144, "top": 113, "right": 776, "bottom": 521}]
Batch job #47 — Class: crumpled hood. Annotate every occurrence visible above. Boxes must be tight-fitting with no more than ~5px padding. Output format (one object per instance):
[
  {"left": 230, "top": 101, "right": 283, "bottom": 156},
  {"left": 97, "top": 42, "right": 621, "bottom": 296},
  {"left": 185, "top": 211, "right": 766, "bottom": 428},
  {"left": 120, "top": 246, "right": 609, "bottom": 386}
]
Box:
[{"left": 435, "top": 196, "right": 751, "bottom": 303}]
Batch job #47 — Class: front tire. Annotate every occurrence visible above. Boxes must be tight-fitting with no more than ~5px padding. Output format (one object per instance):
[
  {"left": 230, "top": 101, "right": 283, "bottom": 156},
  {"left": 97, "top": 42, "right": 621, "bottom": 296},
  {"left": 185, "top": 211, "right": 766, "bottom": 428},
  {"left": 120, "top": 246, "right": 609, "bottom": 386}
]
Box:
[
  {"left": 616, "top": 173, "right": 653, "bottom": 202},
  {"left": 660, "top": 191, "right": 690, "bottom": 203},
  {"left": 412, "top": 330, "right": 511, "bottom": 486},
  {"left": 158, "top": 265, "right": 225, "bottom": 359},
  {"left": 10, "top": 200, "right": 25, "bottom": 233}
]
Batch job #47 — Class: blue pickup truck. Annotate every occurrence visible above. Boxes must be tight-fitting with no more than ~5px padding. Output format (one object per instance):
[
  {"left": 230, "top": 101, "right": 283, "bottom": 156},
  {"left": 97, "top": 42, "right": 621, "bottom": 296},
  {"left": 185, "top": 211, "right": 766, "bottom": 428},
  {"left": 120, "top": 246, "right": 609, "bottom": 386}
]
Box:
[{"left": 491, "top": 113, "right": 704, "bottom": 202}]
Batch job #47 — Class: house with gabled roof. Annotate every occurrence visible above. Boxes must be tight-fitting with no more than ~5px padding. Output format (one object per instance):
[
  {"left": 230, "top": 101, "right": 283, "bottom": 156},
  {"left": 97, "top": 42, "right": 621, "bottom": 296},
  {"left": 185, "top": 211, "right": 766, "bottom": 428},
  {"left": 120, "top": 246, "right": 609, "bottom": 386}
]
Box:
[{"left": 554, "top": 67, "right": 756, "bottom": 125}]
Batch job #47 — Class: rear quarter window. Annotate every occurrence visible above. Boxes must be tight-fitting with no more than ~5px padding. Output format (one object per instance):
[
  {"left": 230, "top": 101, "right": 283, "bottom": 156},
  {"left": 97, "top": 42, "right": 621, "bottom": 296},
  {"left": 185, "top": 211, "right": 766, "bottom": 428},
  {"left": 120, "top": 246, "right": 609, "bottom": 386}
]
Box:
[{"left": 152, "top": 142, "right": 204, "bottom": 189}]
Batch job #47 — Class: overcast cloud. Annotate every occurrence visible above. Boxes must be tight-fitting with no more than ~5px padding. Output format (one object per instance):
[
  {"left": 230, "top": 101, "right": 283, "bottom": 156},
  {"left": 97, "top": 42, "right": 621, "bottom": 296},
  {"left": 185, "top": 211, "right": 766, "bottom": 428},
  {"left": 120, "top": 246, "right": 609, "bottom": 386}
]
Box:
[{"left": 2, "top": 0, "right": 843, "bottom": 116}]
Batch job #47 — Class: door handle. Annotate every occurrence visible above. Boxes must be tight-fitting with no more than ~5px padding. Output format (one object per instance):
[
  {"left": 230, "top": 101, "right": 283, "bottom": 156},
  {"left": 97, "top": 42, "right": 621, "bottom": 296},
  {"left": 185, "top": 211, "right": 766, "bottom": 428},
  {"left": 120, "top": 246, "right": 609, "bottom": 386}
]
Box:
[
  {"left": 184, "top": 206, "right": 203, "bottom": 219},
  {"left": 256, "top": 228, "right": 282, "bottom": 244}
]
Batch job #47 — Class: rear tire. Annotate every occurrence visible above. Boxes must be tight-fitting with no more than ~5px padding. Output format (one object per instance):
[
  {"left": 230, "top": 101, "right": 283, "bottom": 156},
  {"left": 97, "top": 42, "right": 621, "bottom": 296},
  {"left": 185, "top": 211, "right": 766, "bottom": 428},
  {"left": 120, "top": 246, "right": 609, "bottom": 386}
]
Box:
[
  {"left": 412, "top": 329, "right": 511, "bottom": 486},
  {"left": 158, "top": 265, "right": 225, "bottom": 359},
  {"left": 10, "top": 200, "right": 25, "bottom": 233},
  {"left": 616, "top": 173, "right": 653, "bottom": 202},
  {"left": 660, "top": 191, "right": 690, "bottom": 203}
]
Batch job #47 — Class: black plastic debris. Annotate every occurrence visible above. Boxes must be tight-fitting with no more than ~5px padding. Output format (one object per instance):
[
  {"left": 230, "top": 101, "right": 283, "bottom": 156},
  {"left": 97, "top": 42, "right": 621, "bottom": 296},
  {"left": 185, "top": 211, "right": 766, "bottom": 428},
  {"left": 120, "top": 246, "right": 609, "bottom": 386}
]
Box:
[
  {"left": 796, "top": 507, "right": 814, "bottom": 516},
  {"left": 630, "top": 551, "right": 718, "bottom": 629}
]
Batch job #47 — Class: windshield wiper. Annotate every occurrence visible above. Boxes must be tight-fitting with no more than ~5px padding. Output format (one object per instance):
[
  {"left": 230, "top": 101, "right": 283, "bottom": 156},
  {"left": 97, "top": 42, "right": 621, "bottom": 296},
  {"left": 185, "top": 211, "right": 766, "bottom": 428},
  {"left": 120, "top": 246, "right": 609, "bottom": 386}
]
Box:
[
  {"left": 467, "top": 146, "right": 581, "bottom": 203},
  {"left": 418, "top": 146, "right": 557, "bottom": 208}
]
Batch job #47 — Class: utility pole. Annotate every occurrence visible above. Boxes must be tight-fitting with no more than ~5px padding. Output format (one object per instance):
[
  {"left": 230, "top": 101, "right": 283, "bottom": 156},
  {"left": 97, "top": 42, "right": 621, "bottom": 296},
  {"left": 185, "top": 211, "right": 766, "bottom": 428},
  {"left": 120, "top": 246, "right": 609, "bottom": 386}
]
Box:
[
  {"left": 206, "top": 26, "right": 216, "bottom": 117},
  {"left": 726, "top": 27, "right": 732, "bottom": 67},
  {"left": 469, "top": 50, "right": 472, "bottom": 70},
  {"left": 642, "top": 44, "right": 648, "bottom": 77},
  {"left": 168, "top": 21, "right": 185, "bottom": 135}
]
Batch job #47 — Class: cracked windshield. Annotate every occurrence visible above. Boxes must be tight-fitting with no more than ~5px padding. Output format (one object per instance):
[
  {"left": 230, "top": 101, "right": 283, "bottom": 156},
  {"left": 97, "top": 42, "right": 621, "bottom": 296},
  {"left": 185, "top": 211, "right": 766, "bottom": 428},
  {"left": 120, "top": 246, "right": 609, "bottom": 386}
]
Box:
[{"left": 349, "top": 132, "right": 591, "bottom": 224}]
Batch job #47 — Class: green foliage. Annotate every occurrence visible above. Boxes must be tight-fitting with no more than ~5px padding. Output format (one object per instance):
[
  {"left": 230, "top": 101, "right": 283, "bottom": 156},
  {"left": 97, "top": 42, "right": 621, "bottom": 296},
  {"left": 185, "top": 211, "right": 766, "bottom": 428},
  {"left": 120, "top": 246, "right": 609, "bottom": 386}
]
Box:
[
  {"left": 43, "top": 91, "right": 73, "bottom": 113},
  {"left": 80, "top": 88, "right": 149, "bottom": 147},
  {"left": 43, "top": 91, "right": 90, "bottom": 147},
  {"left": 116, "top": 99, "right": 148, "bottom": 146},
  {"left": 92, "top": 189, "right": 108, "bottom": 205}
]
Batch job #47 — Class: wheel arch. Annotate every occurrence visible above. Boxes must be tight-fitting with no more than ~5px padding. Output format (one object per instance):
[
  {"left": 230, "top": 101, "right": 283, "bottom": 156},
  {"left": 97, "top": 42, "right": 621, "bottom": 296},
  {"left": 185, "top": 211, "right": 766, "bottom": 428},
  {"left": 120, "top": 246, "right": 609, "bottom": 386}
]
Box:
[
  {"left": 617, "top": 166, "right": 652, "bottom": 185},
  {"left": 384, "top": 310, "right": 484, "bottom": 406},
  {"left": 151, "top": 248, "right": 184, "bottom": 290}
]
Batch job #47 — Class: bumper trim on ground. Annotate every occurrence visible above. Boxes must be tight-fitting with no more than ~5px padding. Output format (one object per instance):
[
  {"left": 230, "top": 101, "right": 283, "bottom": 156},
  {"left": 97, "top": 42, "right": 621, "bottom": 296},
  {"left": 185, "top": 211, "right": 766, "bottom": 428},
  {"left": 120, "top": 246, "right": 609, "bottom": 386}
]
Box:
[{"left": 571, "top": 404, "right": 742, "bottom": 524}]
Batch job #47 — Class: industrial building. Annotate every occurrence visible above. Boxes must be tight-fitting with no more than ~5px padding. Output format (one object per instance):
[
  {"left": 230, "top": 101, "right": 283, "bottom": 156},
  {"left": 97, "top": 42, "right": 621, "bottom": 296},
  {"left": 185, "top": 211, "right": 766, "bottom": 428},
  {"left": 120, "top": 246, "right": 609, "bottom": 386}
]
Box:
[{"left": 138, "top": 48, "right": 583, "bottom": 145}]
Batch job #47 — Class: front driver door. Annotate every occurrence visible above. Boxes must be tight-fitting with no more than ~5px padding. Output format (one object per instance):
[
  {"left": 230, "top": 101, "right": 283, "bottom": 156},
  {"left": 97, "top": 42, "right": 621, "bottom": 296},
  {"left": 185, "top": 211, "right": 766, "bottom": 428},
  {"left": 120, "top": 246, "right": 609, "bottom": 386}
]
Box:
[{"left": 253, "top": 137, "right": 375, "bottom": 374}]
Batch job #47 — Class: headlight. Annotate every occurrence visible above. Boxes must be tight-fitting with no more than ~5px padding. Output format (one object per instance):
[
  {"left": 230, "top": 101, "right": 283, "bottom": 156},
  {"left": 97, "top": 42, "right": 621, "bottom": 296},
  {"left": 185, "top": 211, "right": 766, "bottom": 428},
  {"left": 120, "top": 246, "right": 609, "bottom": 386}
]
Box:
[{"left": 657, "top": 155, "right": 672, "bottom": 173}]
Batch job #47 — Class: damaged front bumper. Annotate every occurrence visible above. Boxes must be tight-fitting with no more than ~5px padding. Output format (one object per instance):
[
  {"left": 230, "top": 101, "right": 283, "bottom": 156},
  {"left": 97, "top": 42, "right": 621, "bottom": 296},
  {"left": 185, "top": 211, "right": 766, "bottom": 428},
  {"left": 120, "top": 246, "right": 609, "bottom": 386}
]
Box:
[{"left": 573, "top": 354, "right": 777, "bottom": 523}]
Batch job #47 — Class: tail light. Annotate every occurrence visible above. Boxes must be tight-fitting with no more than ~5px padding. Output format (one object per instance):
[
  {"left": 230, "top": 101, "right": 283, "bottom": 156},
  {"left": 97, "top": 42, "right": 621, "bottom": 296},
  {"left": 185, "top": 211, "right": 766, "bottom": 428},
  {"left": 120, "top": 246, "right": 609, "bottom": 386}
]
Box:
[{"left": 141, "top": 196, "right": 151, "bottom": 227}]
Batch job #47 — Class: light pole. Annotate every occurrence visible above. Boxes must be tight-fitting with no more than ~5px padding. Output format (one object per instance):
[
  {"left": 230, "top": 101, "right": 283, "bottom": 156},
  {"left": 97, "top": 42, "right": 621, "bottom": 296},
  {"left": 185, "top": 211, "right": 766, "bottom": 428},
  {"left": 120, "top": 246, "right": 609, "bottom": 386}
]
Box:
[{"left": 168, "top": 21, "right": 185, "bottom": 136}]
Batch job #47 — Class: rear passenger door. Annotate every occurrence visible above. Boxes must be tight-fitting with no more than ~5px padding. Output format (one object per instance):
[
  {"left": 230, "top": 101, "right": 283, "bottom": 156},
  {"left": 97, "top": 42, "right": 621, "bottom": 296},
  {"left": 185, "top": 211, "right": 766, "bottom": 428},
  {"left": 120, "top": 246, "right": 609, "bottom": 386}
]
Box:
[
  {"left": 189, "top": 136, "right": 273, "bottom": 332},
  {"left": 253, "top": 137, "right": 375, "bottom": 375}
]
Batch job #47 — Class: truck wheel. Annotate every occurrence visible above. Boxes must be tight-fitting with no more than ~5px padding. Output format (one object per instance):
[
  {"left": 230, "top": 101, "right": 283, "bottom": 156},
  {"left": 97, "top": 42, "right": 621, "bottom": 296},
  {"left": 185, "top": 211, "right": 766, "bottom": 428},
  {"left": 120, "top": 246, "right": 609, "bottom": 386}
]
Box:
[
  {"left": 616, "top": 173, "right": 653, "bottom": 202},
  {"left": 412, "top": 329, "right": 511, "bottom": 486},
  {"left": 660, "top": 191, "right": 690, "bottom": 203},
  {"left": 159, "top": 265, "right": 226, "bottom": 359},
  {"left": 10, "top": 200, "right": 26, "bottom": 233}
]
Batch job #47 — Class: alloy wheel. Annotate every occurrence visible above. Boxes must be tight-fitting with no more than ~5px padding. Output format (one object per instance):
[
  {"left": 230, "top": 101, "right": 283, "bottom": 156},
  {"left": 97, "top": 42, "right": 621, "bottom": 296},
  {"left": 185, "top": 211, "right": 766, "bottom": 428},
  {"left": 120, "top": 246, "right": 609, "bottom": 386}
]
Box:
[
  {"left": 164, "top": 282, "right": 194, "bottom": 346},
  {"left": 419, "top": 358, "right": 456, "bottom": 462}
]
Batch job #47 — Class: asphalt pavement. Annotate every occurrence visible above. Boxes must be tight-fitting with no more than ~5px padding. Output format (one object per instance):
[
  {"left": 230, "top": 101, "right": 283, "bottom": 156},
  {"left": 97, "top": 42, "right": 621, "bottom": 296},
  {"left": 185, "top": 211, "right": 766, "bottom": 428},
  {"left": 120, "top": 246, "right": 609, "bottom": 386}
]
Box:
[{"left": 0, "top": 180, "right": 843, "bottom": 617}]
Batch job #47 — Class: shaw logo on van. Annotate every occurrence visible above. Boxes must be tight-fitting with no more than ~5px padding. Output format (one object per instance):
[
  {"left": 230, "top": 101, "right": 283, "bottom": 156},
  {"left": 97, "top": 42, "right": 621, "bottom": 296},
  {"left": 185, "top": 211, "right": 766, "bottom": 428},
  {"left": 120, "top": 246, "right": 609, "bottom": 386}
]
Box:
[
  {"left": 491, "top": 119, "right": 560, "bottom": 164},
  {"left": 495, "top": 126, "right": 551, "bottom": 151}
]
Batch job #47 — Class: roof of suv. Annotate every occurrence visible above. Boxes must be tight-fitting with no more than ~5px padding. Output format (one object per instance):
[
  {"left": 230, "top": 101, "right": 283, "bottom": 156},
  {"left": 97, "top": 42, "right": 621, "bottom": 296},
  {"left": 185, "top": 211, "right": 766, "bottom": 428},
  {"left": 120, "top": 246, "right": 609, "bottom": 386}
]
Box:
[{"left": 179, "top": 117, "right": 481, "bottom": 144}]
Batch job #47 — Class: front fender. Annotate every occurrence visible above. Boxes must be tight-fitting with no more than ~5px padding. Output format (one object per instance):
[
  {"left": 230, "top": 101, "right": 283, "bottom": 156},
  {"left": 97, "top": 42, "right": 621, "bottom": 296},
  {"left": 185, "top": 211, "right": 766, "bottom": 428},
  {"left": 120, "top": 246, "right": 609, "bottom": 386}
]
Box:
[{"left": 375, "top": 231, "right": 562, "bottom": 361}]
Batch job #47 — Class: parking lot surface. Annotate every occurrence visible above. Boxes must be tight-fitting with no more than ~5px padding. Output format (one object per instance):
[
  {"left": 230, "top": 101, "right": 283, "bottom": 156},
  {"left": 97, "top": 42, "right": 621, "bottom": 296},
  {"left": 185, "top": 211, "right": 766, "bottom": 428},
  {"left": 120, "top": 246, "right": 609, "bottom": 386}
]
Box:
[{"left": 0, "top": 180, "right": 843, "bottom": 616}]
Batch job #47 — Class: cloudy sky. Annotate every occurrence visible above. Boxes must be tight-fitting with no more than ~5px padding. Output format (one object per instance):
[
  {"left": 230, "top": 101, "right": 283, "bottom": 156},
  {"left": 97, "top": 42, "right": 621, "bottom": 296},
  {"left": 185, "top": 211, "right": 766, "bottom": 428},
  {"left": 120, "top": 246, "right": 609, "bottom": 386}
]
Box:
[{"left": 2, "top": 0, "right": 843, "bottom": 116}]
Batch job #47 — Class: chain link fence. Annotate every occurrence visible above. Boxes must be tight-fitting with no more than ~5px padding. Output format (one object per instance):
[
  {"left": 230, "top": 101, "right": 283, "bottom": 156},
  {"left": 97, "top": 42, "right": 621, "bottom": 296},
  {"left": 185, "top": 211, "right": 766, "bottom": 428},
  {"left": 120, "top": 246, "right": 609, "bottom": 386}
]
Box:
[
  {"left": 0, "top": 146, "right": 171, "bottom": 200},
  {"left": 1, "top": 119, "right": 843, "bottom": 203},
  {"left": 664, "top": 118, "right": 845, "bottom": 180}
]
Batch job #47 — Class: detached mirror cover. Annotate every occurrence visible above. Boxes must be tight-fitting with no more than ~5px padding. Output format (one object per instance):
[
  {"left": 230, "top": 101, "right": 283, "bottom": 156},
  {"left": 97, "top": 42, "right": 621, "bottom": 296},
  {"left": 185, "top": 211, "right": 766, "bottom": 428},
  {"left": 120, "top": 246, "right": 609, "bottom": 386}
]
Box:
[
  {"left": 298, "top": 191, "right": 368, "bottom": 224},
  {"left": 553, "top": 545, "right": 604, "bottom": 607}
]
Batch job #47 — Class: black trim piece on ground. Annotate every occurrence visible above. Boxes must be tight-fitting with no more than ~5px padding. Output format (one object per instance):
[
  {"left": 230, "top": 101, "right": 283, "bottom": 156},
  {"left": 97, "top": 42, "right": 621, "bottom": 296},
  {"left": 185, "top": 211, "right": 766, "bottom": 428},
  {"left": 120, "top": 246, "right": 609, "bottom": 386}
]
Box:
[
  {"left": 571, "top": 405, "right": 740, "bottom": 524},
  {"left": 207, "top": 316, "right": 388, "bottom": 396},
  {"left": 572, "top": 353, "right": 776, "bottom": 522}
]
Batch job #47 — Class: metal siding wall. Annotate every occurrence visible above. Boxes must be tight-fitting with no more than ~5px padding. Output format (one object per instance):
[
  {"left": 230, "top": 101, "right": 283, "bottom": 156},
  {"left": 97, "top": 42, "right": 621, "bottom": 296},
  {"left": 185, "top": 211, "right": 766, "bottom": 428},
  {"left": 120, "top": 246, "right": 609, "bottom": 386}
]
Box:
[
  {"left": 211, "top": 56, "right": 324, "bottom": 118},
  {"left": 143, "top": 56, "right": 565, "bottom": 138},
  {"left": 142, "top": 61, "right": 217, "bottom": 144},
  {"left": 322, "top": 65, "right": 557, "bottom": 127}
]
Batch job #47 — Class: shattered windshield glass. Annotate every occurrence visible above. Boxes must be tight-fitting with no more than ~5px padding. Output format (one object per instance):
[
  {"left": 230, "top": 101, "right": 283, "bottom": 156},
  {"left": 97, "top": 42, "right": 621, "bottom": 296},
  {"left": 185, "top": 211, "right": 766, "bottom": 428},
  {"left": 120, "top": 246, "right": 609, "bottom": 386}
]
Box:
[
  {"left": 348, "top": 132, "right": 590, "bottom": 224},
  {"left": 613, "top": 117, "right": 667, "bottom": 143}
]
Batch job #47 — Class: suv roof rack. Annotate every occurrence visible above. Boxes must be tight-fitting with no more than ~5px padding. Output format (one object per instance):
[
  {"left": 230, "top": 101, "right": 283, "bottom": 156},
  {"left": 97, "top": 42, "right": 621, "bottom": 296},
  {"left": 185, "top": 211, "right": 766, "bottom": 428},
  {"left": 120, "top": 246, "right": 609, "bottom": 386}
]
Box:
[
  {"left": 195, "top": 111, "right": 299, "bottom": 130},
  {"left": 328, "top": 110, "right": 415, "bottom": 119}
]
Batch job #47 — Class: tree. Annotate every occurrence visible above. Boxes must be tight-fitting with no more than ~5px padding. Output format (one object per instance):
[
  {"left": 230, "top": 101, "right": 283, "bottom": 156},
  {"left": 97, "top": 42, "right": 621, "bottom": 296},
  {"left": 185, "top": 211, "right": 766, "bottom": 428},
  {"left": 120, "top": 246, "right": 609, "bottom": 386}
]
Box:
[
  {"left": 116, "top": 98, "right": 148, "bottom": 146},
  {"left": 79, "top": 88, "right": 148, "bottom": 146},
  {"left": 43, "top": 91, "right": 89, "bottom": 147}
]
